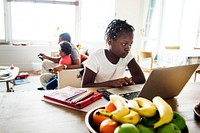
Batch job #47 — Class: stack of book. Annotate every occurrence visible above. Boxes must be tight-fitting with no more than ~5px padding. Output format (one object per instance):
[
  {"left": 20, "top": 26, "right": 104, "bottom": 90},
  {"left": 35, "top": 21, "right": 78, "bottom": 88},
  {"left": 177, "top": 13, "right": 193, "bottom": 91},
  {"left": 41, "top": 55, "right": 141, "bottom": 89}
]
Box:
[{"left": 43, "top": 86, "right": 102, "bottom": 109}]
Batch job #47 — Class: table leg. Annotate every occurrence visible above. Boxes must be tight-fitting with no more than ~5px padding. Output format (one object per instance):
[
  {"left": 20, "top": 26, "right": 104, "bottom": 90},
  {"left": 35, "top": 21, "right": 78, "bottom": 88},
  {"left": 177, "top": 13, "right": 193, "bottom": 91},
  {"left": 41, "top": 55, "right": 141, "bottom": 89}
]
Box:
[
  {"left": 12, "top": 79, "right": 16, "bottom": 85},
  {"left": 6, "top": 81, "right": 14, "bottom": 92},
  {"left": 6, "top": 81, "right": 11, "bottom": 92}
]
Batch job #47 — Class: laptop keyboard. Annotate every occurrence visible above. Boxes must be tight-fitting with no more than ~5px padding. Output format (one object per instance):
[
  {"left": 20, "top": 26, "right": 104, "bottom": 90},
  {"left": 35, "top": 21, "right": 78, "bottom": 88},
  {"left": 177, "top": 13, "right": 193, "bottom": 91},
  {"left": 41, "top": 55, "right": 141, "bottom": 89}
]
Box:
[
  {"left": 119, "top": 91, "right": 140, "bottom": 100},
  {"left": 97, "top": 88, "right": 141, "bottom": 101}
]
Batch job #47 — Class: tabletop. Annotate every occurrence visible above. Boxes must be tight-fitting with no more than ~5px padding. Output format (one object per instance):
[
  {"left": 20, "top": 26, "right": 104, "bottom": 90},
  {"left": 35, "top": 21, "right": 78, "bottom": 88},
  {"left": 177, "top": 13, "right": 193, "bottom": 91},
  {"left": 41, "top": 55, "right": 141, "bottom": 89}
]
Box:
[
  {"left": 0, "top": 83, "right": 200, "bottom": 133},
  {"left": 0, "top": 66, "right": 19, "bottom": 82}
]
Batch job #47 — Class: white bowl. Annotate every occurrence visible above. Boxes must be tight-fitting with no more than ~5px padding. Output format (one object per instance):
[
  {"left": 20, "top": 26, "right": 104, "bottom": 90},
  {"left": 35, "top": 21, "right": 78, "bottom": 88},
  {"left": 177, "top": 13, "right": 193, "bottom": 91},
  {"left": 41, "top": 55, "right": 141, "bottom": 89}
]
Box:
[{"left": 85, "top": 106, "right": 104, "bottom": 133}]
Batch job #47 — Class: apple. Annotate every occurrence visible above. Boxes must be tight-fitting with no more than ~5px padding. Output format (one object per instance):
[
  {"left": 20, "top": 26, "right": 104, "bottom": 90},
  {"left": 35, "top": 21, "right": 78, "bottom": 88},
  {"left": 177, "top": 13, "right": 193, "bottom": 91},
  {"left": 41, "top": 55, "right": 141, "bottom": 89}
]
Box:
[
  {"left": 114, "top": 123, "right": 140, "bottom": 133},
  {"left": 140, "top": 112, "right": 160, "bottom": 127},
  {"left": 157, "top": 123, "right": 181, "bottom": 133},
  {"left": 171, "top": 111, "right": 186, "bottom": 130},
  {"left": 136, "top": 124, "right": 155, "bottom": 133}
]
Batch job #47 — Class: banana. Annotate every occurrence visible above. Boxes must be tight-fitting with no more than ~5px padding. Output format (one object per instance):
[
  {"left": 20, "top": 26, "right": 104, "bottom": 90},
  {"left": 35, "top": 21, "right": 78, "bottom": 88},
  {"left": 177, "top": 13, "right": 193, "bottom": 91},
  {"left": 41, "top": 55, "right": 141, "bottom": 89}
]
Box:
[
  {"left": 152, "top": 96, "right": 174, "bottom": 128},
  {"left": 119, "top": 110, "right": 141, "bottom": 125},
  {"left": 129, "top": 97, "right": 157, "bottom": 117},
  {"left": 97, "top": 109, "right": 140, "bottom": 125},
  {"left": 127, "top": 99, "right": 139, "bottom": 109},
  {"left": 109, "top": 95, "right": 130, "bottom": 117}
]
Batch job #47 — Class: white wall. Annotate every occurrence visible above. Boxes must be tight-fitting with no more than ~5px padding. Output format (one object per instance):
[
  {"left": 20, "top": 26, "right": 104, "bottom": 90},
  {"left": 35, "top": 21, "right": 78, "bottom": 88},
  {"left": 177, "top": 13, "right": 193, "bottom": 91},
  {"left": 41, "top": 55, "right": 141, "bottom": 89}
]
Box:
[
  {"left": 0, "top": 45, "right": 58, "bottom": 71},
  {"left": 115, "top": 0, "right": 144, "bottom": 56}
]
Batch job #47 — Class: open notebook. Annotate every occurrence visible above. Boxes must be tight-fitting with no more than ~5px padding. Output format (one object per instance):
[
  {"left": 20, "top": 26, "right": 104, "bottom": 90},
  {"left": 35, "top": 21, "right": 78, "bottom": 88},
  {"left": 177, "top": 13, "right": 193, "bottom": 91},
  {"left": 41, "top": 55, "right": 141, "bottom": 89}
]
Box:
[{"left": 108, "top": 64, "right": 199, "bottom": 100}]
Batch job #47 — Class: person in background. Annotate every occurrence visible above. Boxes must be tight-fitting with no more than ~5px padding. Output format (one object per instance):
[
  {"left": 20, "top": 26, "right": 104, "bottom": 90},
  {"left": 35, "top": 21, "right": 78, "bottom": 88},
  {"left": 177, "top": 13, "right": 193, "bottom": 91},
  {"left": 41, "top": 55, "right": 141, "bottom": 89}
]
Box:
[
  {"left": 82, "top": 19, "right": 146, "bottom": 88},
  {"left": 39, "top": 32, "right": 81, "bottom": 73},
  {"left": 39, "top": 41, "right": 72, "bottom": 90}
]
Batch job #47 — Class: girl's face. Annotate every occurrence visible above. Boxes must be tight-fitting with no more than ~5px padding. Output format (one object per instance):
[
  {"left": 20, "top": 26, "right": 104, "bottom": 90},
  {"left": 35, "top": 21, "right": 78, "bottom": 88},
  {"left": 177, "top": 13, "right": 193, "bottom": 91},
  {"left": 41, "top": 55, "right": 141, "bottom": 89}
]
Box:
[
  {"left": 59, "top": 49, "right": 66, "bottom": 57},
  {"left": 108, "top": 32, "right": 133, "bottom": 58}
]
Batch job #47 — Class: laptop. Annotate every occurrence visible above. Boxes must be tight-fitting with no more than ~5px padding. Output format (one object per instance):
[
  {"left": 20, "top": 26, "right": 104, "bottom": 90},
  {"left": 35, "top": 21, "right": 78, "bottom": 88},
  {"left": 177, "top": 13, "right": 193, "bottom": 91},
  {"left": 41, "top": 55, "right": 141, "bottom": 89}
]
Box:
[{"left": 107, "top": 64, "right": 199, "bottom": 100}]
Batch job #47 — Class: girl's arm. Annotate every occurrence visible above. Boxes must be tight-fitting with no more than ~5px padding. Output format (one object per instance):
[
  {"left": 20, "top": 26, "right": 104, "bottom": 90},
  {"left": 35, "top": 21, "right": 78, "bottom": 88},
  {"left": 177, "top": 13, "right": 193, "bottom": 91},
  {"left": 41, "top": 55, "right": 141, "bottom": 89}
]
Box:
[
  {"left": 128, "top": 58, "right": 146, "bottom": 84},
  {"left": 82, "top": 67, "right": 135, "bottom": 88},
  {"left": 39, "top": 53, "right": 60, "bottom": 63}
]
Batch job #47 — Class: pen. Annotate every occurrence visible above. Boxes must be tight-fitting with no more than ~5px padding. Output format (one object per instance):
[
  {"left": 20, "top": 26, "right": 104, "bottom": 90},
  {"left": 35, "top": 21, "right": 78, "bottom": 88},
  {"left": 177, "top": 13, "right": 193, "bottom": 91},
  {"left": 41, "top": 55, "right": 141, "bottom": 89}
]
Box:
[
  {"left": 76, "top": 93, "right": 102, "bottom": 108},
  {"left": 71, "top": 91, "right": 94, "bottom": 103},
  {"left": 65, "top": 90, "right": 87, "bottom": 101}
]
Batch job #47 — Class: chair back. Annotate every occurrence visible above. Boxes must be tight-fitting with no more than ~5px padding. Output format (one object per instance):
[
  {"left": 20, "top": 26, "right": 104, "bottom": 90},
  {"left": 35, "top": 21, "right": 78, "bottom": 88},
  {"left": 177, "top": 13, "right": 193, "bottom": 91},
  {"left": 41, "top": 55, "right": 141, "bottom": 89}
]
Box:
[
  {"left": 165, "top": 45, "right": 180, "bottom": 50},
  {"left": 137, "top": 51, "right": 153, "bottom": 73},
  {"left": 58, "top": 68, "right": 83, "bottom": 89}
]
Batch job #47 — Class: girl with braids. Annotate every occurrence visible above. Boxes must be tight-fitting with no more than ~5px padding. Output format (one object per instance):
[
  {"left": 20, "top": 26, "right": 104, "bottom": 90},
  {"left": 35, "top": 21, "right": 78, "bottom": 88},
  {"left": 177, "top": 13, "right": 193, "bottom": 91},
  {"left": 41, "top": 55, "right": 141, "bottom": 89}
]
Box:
[{"left": 82, "top": 19, "right": 146, "bottom": 88}]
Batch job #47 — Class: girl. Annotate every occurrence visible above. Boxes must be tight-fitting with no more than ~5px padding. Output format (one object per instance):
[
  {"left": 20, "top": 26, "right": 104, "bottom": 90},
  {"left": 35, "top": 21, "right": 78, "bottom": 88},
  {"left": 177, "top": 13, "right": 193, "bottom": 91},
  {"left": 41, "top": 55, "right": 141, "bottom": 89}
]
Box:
[
  {"left": 82, "top": 19, "right": 146, "bottom": 88},
  {"left": 39, "top": 41, "right": 72, "bottom": 90}
]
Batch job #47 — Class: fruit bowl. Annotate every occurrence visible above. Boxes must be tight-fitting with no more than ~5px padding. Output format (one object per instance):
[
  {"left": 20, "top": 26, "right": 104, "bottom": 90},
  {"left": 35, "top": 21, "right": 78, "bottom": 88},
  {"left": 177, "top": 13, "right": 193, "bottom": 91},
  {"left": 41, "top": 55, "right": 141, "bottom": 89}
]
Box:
[
  {"left": 85, "top": 106, "right": 189, "bottom": 133},
  {"left": 85, "top": 106, "right": 104, "bottom": 133}
]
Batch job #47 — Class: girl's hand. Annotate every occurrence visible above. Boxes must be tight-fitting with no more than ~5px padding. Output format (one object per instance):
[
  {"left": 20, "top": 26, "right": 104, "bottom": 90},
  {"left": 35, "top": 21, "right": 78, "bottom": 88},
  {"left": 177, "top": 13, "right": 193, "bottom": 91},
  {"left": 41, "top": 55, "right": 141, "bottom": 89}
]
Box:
[
  {"left": 108, "top": 77, "right": 134, "bottom": 88},
  {"left": 50, "top": 65, "right": 63, "bottom": 74},
  {"left": 39, "top": 53, "right": 47, "bottom": 59}
]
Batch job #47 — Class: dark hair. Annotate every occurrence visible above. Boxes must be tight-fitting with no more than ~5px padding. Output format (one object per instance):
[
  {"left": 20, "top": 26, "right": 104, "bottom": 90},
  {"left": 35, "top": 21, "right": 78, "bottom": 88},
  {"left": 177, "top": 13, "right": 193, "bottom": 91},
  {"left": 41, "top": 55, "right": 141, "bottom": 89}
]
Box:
[
  {"left": 59, "top": 41, "right": 72, "bottom": 55},
  {"left": 105, "top": 19, "right": 135, "bottom": 41},
  {"left": 59, "top": 33, "right": 71, "bottom": 42}
]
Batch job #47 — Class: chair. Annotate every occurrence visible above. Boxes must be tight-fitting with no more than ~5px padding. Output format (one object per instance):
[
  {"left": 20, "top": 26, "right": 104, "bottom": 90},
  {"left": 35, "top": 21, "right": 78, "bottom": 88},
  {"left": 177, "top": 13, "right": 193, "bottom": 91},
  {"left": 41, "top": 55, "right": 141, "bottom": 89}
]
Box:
[
  {"left": 137, "top": 51, "right": 154, "bottom": 73},
  {"left": 57, "top": 68, "right": 83, "bottom": 89},
  {"left": 194, "top": 47, "right": 200, "bottom": 50},
  {"left": 165, "top": 45, "right": 180, "bottom": 50},
  {"left": 137, "top": 51, "right": 164, "bottom": 74}
]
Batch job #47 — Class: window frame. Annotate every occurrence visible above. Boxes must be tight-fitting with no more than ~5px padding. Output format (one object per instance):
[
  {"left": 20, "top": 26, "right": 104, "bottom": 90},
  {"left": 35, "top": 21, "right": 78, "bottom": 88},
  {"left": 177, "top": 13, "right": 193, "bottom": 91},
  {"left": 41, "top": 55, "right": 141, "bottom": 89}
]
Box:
[{"left": 2, "top": 0, "right": 115, "bottom": 46}]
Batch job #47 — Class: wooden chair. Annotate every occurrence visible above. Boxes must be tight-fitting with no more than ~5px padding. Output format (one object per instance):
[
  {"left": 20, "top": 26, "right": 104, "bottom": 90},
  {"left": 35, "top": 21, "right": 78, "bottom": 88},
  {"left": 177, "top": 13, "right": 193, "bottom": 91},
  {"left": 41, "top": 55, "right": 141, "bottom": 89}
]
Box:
[
  {"left": 165, "top": 45, "right": 180, "bottom": 50},
  {"left": 194, "top": 47, "right": 200, "bottom": 50},
  {"left": 137, "top": 51, "right": 154, "bottom": 73}
]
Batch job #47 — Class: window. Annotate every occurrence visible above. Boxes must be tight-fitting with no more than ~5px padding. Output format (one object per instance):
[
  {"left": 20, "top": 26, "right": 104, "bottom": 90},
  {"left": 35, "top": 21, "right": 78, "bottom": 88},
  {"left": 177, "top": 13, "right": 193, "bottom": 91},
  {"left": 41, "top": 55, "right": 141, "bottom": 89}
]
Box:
[
  {"left": 143, "top": 0, "right": 200, "bottom": 50},
  {"left": 9, "top": 1, "right": 77, "bottom": 45},
  {"left": 0, "top": 0, "right": 5, "bottom": 42},
  {"left": 143, "top": 0, "right": 162, "bottom": 51},
  {"left": 2, "top": 0, "right": 115, "bottom": 45}
]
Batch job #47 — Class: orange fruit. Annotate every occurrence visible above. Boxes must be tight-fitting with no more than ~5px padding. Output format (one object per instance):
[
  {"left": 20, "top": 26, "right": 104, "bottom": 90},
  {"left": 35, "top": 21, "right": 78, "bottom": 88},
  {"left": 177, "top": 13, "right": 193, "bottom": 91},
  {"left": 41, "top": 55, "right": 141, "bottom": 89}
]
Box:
[
  {"left": 92, "top": 109, "right": 108, "bottom": 126},
  {"left": 99, "top": 119, "right": 119, "bottom": 133},
  {"left": 105, "top": 101, "right": 117, "bottom": 113}
]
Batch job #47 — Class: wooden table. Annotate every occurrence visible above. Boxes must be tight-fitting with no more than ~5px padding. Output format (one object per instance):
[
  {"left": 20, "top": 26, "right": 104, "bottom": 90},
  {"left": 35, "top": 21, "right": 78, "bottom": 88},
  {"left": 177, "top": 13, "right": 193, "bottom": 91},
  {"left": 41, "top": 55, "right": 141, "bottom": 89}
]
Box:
[
  {"left": 0, "top": 83, "right": 200, "bottom": 133},
  {"left": 0, "top": 66, "right": 19, "bottom": 92}
]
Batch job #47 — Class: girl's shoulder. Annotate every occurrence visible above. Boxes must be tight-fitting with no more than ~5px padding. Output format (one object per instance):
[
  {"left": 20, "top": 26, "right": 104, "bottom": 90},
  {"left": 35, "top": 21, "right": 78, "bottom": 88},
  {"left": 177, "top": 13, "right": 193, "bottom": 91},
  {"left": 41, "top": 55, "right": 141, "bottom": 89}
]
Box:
[{"left": 90, "top": 48, "right": 105, "bottom": 56}]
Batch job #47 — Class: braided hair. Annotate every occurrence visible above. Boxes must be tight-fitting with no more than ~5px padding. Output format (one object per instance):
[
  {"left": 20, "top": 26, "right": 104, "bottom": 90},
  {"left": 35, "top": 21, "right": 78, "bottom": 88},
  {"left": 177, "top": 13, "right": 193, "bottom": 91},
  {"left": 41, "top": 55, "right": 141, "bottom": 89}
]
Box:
[
  {"left": 59, "top": 41, "right": 72, "bottom": 55},
  {"left": 105, "top": 19, "right": 135, "bottom": 41}
]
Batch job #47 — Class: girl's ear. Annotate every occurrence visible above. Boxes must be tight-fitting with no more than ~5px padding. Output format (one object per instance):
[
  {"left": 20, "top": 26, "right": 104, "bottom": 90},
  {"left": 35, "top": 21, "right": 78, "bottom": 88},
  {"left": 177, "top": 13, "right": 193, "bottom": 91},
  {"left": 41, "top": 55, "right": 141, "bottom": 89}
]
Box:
[{"left": 107, "top": 37, "right": 112, "bottom": 45}]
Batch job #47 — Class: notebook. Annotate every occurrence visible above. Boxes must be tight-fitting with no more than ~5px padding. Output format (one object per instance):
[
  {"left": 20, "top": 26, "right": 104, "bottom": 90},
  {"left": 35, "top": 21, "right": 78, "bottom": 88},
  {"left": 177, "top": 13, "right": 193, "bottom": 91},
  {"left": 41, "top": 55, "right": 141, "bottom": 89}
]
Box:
[
  {"left": 43, "top": 86, "right": 102, "bottom": 109},
  {"left": 108, "top": 64, "right": 199, "bottom": 100}
]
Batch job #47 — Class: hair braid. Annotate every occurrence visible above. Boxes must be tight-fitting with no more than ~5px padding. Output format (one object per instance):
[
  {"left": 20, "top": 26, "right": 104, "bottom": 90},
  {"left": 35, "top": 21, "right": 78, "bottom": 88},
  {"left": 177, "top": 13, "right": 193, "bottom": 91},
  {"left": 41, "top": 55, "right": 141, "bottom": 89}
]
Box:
[{"left": 105, "top": 19, "right": 135, "bottom": 41}]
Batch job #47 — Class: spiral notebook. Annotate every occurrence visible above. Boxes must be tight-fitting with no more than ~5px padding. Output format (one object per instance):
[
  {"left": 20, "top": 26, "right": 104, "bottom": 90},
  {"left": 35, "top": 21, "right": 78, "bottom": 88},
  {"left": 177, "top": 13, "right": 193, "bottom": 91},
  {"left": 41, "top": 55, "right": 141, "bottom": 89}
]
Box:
[{"left": 43, "top": 86, "right": 102, "bottom": 109}]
